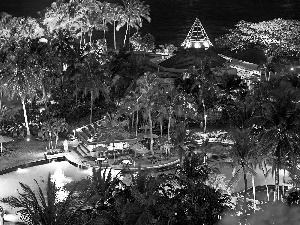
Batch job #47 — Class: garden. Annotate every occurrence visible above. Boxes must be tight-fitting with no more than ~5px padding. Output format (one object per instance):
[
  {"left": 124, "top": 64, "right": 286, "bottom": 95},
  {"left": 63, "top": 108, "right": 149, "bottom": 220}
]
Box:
[{"left": 1, "top": 0, "right": 300, "bottom": 224}]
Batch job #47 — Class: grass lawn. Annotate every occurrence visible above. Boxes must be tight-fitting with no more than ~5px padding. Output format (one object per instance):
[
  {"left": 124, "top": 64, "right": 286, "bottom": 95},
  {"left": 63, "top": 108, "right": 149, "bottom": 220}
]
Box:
[{"left": 0, "top": 139, "right": 50, "bottom": 171}]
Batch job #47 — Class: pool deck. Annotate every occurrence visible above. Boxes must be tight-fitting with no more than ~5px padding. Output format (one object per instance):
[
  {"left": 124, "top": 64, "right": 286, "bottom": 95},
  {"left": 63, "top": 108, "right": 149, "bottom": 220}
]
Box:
[{"left": 0, "top": 142, "right": 181, "bottom": 175}]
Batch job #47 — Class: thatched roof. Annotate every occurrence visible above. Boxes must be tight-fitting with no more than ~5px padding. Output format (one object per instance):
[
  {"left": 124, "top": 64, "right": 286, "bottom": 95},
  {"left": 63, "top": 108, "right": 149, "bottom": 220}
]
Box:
[{"left": 158, "top": 48, "right": 227, "bottom": 70}]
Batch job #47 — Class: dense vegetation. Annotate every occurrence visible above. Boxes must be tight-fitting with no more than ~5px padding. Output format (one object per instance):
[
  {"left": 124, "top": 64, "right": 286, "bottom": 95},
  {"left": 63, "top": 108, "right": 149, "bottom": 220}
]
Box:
[{"left": 1, "top": 0, "right": 300, "bottom": 224}]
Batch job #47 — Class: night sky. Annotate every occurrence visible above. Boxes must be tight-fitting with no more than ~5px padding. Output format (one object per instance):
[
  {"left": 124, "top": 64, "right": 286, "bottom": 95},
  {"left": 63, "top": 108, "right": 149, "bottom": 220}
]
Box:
[{"left": 1, "top": 0, "right": 300, "bottom": 46}]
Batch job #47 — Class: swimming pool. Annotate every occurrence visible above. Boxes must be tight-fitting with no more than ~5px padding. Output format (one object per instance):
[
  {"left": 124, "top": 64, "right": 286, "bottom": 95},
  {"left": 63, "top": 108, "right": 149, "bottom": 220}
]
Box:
[
  {"left": 0, "top": 159, "right": 291, "bottom": 223},
  {"left": 0, "top": 160, "right": 120, "bottom": 223}
]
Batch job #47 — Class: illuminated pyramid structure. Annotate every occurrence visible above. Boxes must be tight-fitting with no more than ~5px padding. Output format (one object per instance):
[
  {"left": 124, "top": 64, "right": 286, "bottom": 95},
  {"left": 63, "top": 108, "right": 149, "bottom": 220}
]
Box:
[{"left": 181, "top": 18, "right": 213, "bottom": 49}]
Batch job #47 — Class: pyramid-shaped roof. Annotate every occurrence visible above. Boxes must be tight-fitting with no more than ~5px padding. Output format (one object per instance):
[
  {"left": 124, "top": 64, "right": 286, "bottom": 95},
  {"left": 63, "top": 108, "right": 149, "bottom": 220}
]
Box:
[{"left": 181, "top": 18, "right": 213, "bottom": 49}]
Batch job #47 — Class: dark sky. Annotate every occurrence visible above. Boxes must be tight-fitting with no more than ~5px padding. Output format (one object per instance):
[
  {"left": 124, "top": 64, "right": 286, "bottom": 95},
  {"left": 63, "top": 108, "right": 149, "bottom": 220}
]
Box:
[
  {"left": 0, "top": 0, "right": 55, "bottom": 17},
  {"left": 1, "top": 0, "right": 300, "bottom": 46}
]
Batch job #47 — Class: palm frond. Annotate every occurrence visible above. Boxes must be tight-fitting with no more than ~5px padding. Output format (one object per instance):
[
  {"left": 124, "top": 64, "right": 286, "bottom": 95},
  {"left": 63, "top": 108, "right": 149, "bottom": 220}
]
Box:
[
  {"left": 214, "top": 161, "right": 235, "bottom": 170},
  {"left": 227, "top": 167, "right": 243, "bottom": 189}
]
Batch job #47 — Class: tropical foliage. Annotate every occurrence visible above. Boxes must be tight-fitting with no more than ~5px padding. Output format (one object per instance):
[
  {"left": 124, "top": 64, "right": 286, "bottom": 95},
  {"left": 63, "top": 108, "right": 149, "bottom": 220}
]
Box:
[
  {"left": 215, "top": 18, "right": 300, "bottom": 58},
  {"left": 2, "top": 1, "right": 300, "bottom": 224},
  {"left": 0, "top": 175, "right": 83, "bottom": 225}
]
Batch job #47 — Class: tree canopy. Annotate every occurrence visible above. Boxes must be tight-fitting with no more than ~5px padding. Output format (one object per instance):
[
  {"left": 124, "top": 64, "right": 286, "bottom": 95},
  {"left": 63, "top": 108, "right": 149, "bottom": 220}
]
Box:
[{"left": 215, "top": 18, "right": 300, "bottom": 59}]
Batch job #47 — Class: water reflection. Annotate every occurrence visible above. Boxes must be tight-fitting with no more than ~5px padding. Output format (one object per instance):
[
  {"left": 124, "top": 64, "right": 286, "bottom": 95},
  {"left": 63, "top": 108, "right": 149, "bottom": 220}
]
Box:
[{"left": 0, "top": 161, "right": 99, "bottom": 222}]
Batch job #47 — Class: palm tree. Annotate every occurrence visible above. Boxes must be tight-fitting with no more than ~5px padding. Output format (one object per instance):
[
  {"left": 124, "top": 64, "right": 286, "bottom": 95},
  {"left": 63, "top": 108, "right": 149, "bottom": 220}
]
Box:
[
  {"left": 186, "top": 60, "right": 218, "bottom": 133},
  {"left": 118, "top": 95, "right": 136, "bottom": 133},
  {"left": 70, "top": 0, "right": 92, "bottom": 45},
  {"left": 259, "top": 159, "right": 272, "bottom": 201},
  {"left": 118, "top": 170, "right": 158, "bottom": 224},
  {"left": 252, "top": 78, "right": 300, "bottom": 201},
  {"left": 135, "top": 72, "right": 161, "bottom": 156},
  {"left": 0, "top": 17, "right": 44, "bottom": 136},
  {"left": 42, "top": 0, "right": 71, "bottom": 35},
  {"left": 172, "top": 122, "right": 197, "bottom": 165},
  {"left": 75, "top": 43, "right": 111, "bottom": 124},
  {"left": 155, "top": 103, "right": 168, "bottom": 137},
  {"left": 174, "top": 152, "right": 231, "bottom": 225},
  {"left": 42, "top": 118, "right": 68, "bottom": 149},
  {"left": 97, "top": 112, "right": 129, "bottom": 161},
  {"left": 97, "top": 1, "right": 113, "bottom": 40},
  {"left": 110, "top": 4, "right": 124, "bottom": 51},
  {"left": 117, "top": 0, "right": 151, "bottom": 49},
  {"left": 72, "top": 166, "right": 122, "bottom": 224},
  {"left": 216, "top": 129, "right": 259, "bottom": 217},
  {"left": 0, "top": 175, "right": 84, "bottom": 225},
  {"left": 114, "top": 168, "right": 174, "bottom": 225}
]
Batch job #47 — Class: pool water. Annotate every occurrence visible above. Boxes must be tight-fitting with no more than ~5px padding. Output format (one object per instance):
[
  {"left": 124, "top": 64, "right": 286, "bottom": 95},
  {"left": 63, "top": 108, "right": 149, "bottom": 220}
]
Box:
[
  {"left": 0, "top": 159, "right": 291, "bottom": 223},
  {"left": 0, "top": 161, "right": 120, "bottom": 223},
  {"left": 211, "top": 161, "right": 291, "bottom": 192}
]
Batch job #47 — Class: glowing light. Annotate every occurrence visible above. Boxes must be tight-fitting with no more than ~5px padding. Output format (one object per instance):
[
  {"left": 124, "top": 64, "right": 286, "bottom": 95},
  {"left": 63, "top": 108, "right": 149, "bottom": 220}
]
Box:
[
  {"left": 39, "top": 37, "right": 48, "bottom": 43},
  {"left": 16, "top": 168, "right": 27, "bottom": 173},
  {"left": 3, "top": 214, "right": 19, "bottom": 222},
  {"left": 291, "top": 67, "right": 294, "bottom": 71},
  {"left": 39, "top": 107, "right": 45, "bottom": 113},
  {"left": 203, "top": 41, "right": 210, "bottom": 48},
  {"left": 82, "top": 167, "right": 93, "bottom": 175},
  {"left": 51, "top": 167, "right": 72, "bottom": 203},
  {"left": 194, "top": 42, "right": 201, "bottom": 48}
]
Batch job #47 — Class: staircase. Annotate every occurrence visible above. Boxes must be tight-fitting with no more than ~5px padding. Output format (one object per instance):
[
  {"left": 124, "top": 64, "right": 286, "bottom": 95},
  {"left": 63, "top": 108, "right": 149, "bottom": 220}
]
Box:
[{"left": 74, "top": 142, "right": 90, "bottom": 157}]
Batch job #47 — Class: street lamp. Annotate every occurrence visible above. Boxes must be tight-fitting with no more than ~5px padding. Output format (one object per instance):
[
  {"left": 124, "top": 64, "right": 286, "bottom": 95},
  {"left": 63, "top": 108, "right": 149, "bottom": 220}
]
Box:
[{"left": 26, "top": 134, "right": 31, "bottom": 142}]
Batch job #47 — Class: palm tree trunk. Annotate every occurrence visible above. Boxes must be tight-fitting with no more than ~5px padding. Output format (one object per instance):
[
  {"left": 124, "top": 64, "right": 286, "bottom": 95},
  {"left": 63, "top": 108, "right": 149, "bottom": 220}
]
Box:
[
  {"left": 55, "top": 134, "right": 58, "bottom": 149},
  {"left": 179, "top": 146, "right": 184, "bottom": 165},
  {"left": 49, "top": 133, "right": 52, "bottom": 149},
  {"left": 243, "top": 166, "right": 247, "bottom": 218},
  {"left": 252, "top": 176, "right": 256, "bottom": 211},
  {"left": 90, "top": 91, "right": 93, "bottom": 125},
  {"left": 103, "top": 19, "right": 106, "bottom": 39},
  {"left": 131, "top": 112, "right": 134, "bottom": 133},
  {"left": 275, "top": 158, "right": 280, "bottom": 201},
  {"left": 167, "top": 115, "right": 171, "bottom": 141},
  {"left": 160, "top": 118, "right": 163, "bottom": 137},
  {"left": 75, "top": 85, "right": 78, "bottom": 106},
  {"left": 135, "top": 105, "right": 139, "bottom": 137},
  {"left": 80, "top": 31, "right": 83, "bottom": 47},
  {"left": 262, "top": 162, "right": 270, "bottom": 201},
  {"left": 0, "top": 90, "right": 2, "bottom": 110},
  {"left": 113, "top": 143, "right": 115, "bottom": 162},
  {"left": 128, "top": 20, "right": 131, "bottom": 50},
  {"left": 148, "top": 108, "right": 154, "bottom": 156},
  {"left": 265, "top": 178, "right": 270, "bottom": 201},
  {"left": 203, "top": 100, "right": 207, "bottom": 133},
  {"left": 274, "top": 166, "right": 279, "bottom": 202},
  {"left": 124, "top": 23, "right": 128, "bottom": 47},
  {"left": 283, "top": 167, "right": 286, "bottom": 201},
  {"left": 21, "top": 97, "right": 30, "bottom": 136},
  {"left": 113, "top": 20, "right": 116, "bottom": 51}
]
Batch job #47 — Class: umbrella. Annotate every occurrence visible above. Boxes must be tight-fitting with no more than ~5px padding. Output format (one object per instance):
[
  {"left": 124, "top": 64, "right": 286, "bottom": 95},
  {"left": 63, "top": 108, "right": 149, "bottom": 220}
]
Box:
[
  {"left": 130, "top": 143, "right": 149, "bottom": 154},
  {"left": 94, "top": 146, "right": 108, "bottom": 152},
  {"left": 0, "top": 135, "right": 14, "bottom": 153},
  {"left": 140, "top": 125, "right": 150, "bottom": 130},
  {"left": 143, "top": 134, "right": 159, "bottom": 139}
]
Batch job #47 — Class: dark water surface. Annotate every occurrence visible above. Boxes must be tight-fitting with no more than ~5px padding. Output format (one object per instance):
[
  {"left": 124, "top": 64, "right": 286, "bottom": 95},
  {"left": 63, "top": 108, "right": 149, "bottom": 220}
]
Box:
[{"left": 1, "top": 0, "right": 300, "bottom": 48}]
